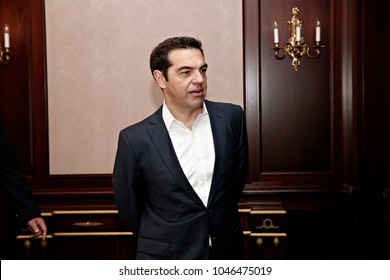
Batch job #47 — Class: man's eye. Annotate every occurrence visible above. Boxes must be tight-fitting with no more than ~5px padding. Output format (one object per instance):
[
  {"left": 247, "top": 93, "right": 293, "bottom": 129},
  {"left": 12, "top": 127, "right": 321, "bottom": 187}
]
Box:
[
  {"left": 180, "top": 71, "right": 190, "bottom": 75},
  {"left": 200, "top": 68, "right": 207, "bottom": 74}
]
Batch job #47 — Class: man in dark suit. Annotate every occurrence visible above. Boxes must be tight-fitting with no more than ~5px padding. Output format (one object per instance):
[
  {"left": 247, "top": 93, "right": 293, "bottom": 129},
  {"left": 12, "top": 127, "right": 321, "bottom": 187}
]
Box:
[
  {"left": 0, "top": 118, "right": 47, "bottom": 258},
  {"left": 113, "top": 36, "right": 248, "bottom": 259}
]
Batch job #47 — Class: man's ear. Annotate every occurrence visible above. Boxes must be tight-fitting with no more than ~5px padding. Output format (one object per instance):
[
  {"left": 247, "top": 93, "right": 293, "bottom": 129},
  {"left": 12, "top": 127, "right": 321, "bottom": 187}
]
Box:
[{"left": 153, "top": 70, "right": 166, "bottom": 89}]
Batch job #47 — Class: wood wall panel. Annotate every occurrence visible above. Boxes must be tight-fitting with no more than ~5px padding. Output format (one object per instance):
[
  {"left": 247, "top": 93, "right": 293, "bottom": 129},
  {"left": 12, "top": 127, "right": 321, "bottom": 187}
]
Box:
[
  {"left": 244, "top": 0, "right": 342, "bottom": 187},
  {"left": 243, "top": 0, "right": 389, "bottom": 258},
  {"left": 0, "top": 0, "right": 115, "bottom": 211},
  {"left": 260, "top": 0, "right": 332, "bottom": 173},
  {"left": 363, "top": 1, "right": 390, "bottom": 187},
  {"left": 0, "top": 0, "right": 33, "bottom": 176}
]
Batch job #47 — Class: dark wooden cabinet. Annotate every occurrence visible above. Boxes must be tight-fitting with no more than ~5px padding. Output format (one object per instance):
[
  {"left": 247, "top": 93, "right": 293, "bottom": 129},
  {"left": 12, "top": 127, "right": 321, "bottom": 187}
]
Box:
[
  {"left": 241, "top": 209, "right": 287, "bottom": 260},
  {"left": 15, "top": 210, "right": 137, "bottom": 260},
  {"left": 15, "top": 207, "right": 287, "bottom": 260}
]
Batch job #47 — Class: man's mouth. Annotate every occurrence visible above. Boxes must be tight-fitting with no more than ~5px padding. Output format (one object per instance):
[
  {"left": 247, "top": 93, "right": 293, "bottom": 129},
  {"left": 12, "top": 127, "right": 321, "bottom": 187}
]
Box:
[{"left": 189, "top": 88, "right": 204, "bottom": 97}]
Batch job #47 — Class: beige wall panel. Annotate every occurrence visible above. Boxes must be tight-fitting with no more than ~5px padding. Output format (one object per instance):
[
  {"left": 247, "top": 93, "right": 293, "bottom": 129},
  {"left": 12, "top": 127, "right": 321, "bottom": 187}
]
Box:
[{"left": 46, "top": 0, "right": 243, "bottom": 174}]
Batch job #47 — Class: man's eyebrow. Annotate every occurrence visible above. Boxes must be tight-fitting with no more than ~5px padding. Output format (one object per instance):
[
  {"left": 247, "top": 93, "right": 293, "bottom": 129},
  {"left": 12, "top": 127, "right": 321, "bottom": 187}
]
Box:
[
  {"left": 176, "top": 63, "right": 208, "bottom": 71},
  {"left": 176, "top": 66, "right": 193, "bottom": 71}
]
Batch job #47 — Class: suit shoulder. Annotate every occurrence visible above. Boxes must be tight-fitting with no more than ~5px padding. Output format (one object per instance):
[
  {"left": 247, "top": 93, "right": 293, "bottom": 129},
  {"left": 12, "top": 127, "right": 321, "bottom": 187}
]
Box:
[
  {"left": 205, "top": 100, "right": 243, "bottom": 114},
  {"left": 120, "top": 118, "right": 148, "bottom": 134},
  {"left": 119, "top": 107, "right": 162, "bottom": 135}
]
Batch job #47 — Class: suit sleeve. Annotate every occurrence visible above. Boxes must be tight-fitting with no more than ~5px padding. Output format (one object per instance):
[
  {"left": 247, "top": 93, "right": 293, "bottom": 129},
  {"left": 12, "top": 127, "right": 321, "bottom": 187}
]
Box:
[
  {"left": 235, "top": 106, "right": 249, "bottom": 198},
  {"left": 112, "top": 130, "right": 145, "bottom": 235},
  {"left": 0, "top": 119, "right": 41, "bottom": 225}
]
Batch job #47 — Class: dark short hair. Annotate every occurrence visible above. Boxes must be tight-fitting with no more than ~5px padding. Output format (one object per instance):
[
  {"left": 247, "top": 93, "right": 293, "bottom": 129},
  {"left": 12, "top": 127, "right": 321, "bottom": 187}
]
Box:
[{"left": 150, "top": 36, "right": 204, "bottom": 80}]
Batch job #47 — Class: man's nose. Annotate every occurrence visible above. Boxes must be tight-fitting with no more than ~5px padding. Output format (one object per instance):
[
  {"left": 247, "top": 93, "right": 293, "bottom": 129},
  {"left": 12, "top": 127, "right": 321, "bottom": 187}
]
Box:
[{"left": 192, "top": 71, "right": 205, "bottom": 84}]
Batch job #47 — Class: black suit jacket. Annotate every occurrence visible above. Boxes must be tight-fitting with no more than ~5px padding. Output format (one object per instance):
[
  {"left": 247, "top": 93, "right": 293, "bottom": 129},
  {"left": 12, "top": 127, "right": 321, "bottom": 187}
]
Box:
[{"left": 112, "top": 100, "right": 248, "bottom": 259}]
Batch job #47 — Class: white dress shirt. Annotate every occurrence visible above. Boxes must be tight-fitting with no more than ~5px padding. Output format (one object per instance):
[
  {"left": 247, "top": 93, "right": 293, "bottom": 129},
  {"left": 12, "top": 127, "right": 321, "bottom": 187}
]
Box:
[{"left": 162, "top": 102, "right": 215, "bottom": 207}]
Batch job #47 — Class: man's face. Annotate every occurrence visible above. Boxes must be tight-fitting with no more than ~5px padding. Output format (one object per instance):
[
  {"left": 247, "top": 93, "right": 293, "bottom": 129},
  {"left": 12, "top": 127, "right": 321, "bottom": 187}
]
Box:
[{"left": 154, "top": 48, "right": 208, "bottom": 114}]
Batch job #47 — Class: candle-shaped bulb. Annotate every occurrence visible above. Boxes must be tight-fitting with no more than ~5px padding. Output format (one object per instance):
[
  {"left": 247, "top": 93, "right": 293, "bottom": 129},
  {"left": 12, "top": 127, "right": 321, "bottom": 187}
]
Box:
[
  {"left": 316, "top": 20, "right": 321, "bottom": 42},
  {"left": 4, "top": 25, "right": 10, "bottom": 48},
  {"left": 296, "top": 21, "right": 301, "bottom": 42},
  {"left": 273, "top": 21, "right": 279, "bottom": 44}
]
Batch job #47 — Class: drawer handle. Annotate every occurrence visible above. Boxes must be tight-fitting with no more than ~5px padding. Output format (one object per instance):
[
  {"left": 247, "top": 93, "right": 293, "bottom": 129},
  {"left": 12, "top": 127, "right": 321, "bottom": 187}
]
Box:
[
  {"left": 256, "top": 218, "right": 279, "bottom": 230},
  {"left": 73, "top": 221, "right": 104, "bottom": 228}
]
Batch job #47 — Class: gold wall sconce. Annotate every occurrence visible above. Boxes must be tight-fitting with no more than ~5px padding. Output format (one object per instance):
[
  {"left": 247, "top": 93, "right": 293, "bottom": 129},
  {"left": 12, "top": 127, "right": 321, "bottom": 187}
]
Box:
[
  {"left": 272, "top": 7, "right": 324, "bottom": 71},
  {"left": 1, "top": 25, "right": 12, "bottom": 64}
]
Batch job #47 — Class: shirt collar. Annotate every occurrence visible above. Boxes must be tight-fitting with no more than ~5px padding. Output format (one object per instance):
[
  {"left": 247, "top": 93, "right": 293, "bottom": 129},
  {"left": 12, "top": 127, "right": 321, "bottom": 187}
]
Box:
[{"left": 162, "top": 100, "right": 208, "bottom": 130}]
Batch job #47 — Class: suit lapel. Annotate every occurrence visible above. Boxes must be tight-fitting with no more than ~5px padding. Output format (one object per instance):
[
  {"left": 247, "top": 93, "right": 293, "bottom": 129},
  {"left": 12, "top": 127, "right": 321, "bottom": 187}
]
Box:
[
  {"left": 206, "top": 101, "right": 226, "bottom": 207},
  {"left": 146, "top": 107, "right": 204, "bottom": 207}
]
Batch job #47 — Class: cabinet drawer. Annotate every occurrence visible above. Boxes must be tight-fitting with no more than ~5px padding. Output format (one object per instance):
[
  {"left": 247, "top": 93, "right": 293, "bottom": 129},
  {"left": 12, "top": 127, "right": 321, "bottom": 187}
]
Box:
[{"left": 49, "top": 210, "right": 129, "bottom": 232}]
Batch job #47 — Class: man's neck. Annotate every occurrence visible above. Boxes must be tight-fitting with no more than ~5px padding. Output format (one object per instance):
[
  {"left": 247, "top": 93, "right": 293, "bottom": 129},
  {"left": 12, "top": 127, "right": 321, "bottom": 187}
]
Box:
[{"left": 165, "top": 102, "right": 204, "bottom": 130}]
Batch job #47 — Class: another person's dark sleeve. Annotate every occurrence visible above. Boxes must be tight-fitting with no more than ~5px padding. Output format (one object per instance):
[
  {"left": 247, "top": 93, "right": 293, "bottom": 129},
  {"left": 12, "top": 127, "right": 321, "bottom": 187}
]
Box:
[{"left": 0, "top": 119, "right": 41, "bottom": 225}]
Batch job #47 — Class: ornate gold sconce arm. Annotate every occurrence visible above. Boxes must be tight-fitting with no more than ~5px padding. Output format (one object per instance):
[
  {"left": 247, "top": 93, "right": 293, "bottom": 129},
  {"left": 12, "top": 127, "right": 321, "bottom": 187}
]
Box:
[
  {"left": 0, "top": 45, "right": 12, "bottom": 64},
  {"left": 272, "top": 43, "right": 285, "bottom": 60},
  {"left": 306, "top": 42, "right": 324, "bottom": 59}
]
